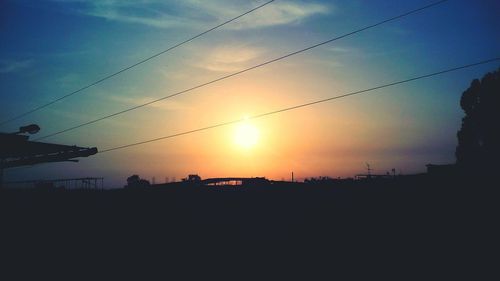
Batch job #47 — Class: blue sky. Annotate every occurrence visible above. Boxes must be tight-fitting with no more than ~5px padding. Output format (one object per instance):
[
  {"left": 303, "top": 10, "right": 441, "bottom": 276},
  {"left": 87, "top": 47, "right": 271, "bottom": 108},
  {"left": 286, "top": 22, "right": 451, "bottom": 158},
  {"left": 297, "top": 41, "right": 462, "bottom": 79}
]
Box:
[{"left": 1, "top": 0, "right": 499, "bottom": 187}]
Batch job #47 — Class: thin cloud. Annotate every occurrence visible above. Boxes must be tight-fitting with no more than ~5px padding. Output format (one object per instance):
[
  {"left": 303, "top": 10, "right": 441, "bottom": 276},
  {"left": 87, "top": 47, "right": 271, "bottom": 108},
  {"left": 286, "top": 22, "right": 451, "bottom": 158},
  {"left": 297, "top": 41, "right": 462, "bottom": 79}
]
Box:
[
  {"left": 56, "top": 73, "right": 81, "bottom": 90},
  {"left": 326, "top": 46, "right": 353, "bottom": 53},
  {"left": 83, "top": 3, "right": 195, "bottom": 29},
  {"left": 50, "top": 0, "right": 331, "bottom": 30},
  {"left": 193, "top": 44, "right": 264, "bottom": 73},
  {"left": 226, "top": 1, "right": 331, "bottom": 30},
  {"left": 0, "top": 59, "right": 34, "bottom": 74},
  {"left": 200, "top": 45, "right": 264, "bottom": 72}
]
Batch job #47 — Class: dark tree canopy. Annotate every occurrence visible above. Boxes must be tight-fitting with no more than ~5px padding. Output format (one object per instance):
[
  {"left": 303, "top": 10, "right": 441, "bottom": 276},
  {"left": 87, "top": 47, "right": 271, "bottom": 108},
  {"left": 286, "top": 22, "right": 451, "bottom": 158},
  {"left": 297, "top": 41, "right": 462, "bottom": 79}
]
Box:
[
  {"left": 456, "top": 68, "right": 500, "bottom": 171},
  {"left": 125, "top": 174, "right": 150, "bottom": 188}
]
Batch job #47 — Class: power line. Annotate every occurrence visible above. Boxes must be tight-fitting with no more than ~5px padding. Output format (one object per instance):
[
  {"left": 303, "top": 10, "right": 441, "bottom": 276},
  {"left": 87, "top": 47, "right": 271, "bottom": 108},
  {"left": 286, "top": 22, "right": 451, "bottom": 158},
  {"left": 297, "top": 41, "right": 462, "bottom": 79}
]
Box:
[
  {"left": 0, "top": 0, "right": 276, "bottom": 126},
  {"left": 98, "top": 57, "right": 499, "bottom": 154},
  {"left": 33, "top": 0, "right": 450, "bottom": 141}
]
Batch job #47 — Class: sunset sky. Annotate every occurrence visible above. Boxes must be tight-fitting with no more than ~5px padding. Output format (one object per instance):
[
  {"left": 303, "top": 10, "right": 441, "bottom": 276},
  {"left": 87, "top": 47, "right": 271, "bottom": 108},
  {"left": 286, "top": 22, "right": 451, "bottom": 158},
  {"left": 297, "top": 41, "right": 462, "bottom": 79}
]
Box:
[{"left": 1, "top": 0, "right": 499, "bottom": 187}]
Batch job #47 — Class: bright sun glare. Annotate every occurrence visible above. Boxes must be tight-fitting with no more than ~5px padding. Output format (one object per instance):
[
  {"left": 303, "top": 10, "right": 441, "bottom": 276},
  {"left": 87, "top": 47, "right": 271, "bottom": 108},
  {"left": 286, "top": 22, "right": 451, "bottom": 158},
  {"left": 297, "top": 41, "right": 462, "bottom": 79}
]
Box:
[{"left": 234, "top": 121, "right": 260, "bottom": 149}]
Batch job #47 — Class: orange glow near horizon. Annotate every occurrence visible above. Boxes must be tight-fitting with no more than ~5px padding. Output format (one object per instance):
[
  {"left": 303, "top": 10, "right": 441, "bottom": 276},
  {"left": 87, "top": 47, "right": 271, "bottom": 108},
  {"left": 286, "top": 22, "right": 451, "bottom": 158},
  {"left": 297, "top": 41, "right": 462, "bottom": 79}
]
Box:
[{"left": 84, "top": 69, "right": 448, "bottom": 185}]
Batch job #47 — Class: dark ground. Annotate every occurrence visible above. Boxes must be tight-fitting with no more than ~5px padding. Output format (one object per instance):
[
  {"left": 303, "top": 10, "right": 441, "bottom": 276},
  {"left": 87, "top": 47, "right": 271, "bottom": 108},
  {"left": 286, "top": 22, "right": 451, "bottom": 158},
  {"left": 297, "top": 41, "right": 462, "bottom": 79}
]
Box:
[{"left": 1, "top": 174, "right": 497, "bottom": 279}]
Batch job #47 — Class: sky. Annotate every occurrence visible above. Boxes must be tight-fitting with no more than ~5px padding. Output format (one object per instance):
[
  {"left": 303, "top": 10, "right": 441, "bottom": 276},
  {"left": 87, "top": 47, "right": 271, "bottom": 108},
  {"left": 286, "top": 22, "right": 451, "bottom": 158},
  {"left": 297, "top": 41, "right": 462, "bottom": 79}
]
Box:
[{"left": 1, "top": 0, "right": 499, "bottom": 187}]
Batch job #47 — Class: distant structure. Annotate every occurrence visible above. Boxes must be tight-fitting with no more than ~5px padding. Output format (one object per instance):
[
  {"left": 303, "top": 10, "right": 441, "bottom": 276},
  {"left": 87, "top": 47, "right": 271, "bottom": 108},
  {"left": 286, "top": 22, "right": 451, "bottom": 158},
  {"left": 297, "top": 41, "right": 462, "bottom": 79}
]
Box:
[
  {"left": 355, "top": 174, "right": 393, "bottom": 180},
  {"left": 366, "top": 163, "right": 372, "bottom": 177},
  {"left": 149, "top": 174, "right": 270, "bottom": 188},
  {"left": 0, "top": 124, "right": 97, "bottom": 188},
  {"left": 4, "top": 177, "right": 104, "bottom": 190},
  {"left": 202, "top": 177, "right": 269, "bottom": 186},
  {"left": 355, "top": 163, "right": 393, "bottom": 180}
]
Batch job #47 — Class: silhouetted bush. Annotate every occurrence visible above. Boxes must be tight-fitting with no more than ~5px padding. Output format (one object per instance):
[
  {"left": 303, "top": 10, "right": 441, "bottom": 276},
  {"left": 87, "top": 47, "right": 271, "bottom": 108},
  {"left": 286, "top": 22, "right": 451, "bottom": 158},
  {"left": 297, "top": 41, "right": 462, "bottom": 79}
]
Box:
[{"left": 125, "top": 174, "right": 150, "bottom": 189}]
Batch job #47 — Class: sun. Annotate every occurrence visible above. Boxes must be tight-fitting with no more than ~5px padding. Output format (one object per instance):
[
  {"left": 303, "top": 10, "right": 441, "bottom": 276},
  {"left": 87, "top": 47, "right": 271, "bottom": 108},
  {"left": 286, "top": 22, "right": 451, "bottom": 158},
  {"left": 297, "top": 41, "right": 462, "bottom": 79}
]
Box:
[{"left": 234, "top": 121, "right": 260, "bottom": 149}]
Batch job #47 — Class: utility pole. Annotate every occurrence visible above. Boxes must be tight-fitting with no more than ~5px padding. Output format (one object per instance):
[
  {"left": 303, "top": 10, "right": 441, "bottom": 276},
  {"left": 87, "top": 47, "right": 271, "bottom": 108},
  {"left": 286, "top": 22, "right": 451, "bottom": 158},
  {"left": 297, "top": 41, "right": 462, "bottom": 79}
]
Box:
[{"left": 291, "top": 171, "right": 294, "bottom": 182}]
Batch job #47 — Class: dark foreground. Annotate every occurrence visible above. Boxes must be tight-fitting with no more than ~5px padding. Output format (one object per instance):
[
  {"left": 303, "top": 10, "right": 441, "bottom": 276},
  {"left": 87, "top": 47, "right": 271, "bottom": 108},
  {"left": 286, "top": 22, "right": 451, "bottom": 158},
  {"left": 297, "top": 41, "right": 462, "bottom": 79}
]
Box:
[{"left": 1, "top": 175, "right": 497, "bottom": 279}]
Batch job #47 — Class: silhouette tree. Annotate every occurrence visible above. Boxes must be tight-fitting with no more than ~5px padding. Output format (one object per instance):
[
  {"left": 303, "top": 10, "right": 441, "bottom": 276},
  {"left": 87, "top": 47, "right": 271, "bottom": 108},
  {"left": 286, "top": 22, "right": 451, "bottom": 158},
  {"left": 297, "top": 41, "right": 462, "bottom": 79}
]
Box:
[
  {"left": 456, "top": 68, "right": 500, "bottom": 172},
  {"left": 125, "top": 174, "right": 150, "bottom": 189}
]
